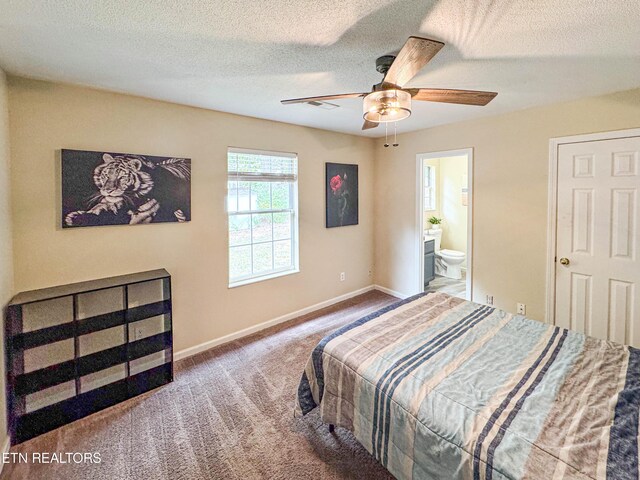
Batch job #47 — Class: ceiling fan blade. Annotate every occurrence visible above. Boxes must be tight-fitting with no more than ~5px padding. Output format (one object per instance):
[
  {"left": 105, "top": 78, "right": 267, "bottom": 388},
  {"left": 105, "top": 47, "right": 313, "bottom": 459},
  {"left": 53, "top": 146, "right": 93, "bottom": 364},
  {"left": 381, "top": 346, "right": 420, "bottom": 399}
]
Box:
[
  {"left": 362, "top": 120, "right": 378, "bottom": 130},
  {"left": 408, "top": 88, "right": 497, "bottom": 106},
  {"left": 281, "top": 93, "right": 367, "bottom": 105},
  {"left": 382, "top": 37, "right": 444, "bottom": 88}
]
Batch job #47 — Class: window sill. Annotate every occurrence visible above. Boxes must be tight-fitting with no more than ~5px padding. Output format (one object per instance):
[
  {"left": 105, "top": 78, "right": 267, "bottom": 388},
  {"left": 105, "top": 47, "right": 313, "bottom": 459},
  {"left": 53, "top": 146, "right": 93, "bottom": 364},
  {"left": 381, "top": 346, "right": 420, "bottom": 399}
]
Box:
[{"left": 228, "top": 268, "right": 300, "bottom": 289}]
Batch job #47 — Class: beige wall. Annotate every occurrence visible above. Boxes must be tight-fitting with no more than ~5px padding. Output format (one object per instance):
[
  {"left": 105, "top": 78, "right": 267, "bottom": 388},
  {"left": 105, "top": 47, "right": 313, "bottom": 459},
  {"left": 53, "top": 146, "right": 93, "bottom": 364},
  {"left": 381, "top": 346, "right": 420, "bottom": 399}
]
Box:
[
  {"left": 374, "top": 88, "right": 640, "bottom": 320},
  {"left": 6, "top": 77, "right": 640, "bottom": 351},
  {"left": 8, "top": 77, "right": 375, "bottom": 353},
  {"left": 0, "top": 69, "right": 13, "bottom": 448}
]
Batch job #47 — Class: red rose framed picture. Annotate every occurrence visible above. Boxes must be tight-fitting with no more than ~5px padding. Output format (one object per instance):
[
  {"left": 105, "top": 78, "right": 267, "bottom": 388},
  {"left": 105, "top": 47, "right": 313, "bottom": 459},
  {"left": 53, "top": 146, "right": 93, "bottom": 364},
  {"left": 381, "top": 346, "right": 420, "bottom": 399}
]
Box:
[{"left": 325, "top": 162, "right": 359, "bottom": 228}]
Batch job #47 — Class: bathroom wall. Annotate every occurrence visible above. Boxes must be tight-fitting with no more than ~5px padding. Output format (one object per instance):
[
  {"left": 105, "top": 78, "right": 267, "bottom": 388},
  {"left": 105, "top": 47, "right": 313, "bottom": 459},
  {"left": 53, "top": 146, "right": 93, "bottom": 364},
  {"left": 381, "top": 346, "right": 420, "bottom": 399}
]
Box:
[
  {"left": 422, "top": 155, "right": 468, "bottom": 258},
  {"left": 439, "top": 155, "right": 468, "bottom": 256}
]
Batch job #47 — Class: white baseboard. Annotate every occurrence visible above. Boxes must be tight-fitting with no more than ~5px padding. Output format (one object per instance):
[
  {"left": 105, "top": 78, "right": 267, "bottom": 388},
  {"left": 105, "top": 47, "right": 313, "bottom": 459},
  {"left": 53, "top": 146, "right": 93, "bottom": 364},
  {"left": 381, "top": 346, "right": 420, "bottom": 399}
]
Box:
[
  {"left": 0, "top": 434, "right": 10, "bottom": 475},
  {"left": 174, "top": 285, "right": 378, "bottom": 361},
  {"left": 373, "top": 284, "right": 410, "bottom": 299}
]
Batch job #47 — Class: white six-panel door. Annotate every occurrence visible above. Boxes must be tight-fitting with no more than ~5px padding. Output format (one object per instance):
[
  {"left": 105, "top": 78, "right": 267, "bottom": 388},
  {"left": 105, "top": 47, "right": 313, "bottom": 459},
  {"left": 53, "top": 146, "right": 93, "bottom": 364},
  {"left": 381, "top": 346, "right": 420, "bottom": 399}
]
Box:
[{"left": 555, "top": 137, "right": 640, "bottom": 347}]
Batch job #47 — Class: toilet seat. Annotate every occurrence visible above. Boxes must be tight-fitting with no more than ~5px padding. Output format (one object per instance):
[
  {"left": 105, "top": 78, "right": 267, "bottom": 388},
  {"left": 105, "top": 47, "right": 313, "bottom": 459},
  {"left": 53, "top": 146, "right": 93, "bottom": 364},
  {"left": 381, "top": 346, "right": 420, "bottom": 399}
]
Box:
[{"left": 438, "top": 249, "right": 464, "bottom": 258}]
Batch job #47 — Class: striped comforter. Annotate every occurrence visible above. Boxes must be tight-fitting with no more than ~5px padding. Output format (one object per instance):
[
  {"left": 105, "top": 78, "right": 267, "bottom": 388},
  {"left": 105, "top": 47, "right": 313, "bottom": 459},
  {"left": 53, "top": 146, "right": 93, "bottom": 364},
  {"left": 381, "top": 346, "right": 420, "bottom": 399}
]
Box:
[{"left": 297, "top": 292, "right": 640, "bottom": 480}]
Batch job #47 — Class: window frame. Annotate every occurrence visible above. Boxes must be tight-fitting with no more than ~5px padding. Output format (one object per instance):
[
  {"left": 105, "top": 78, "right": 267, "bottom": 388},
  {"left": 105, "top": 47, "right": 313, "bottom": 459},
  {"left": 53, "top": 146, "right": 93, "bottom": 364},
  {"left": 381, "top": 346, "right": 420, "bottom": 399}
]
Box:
[
  {"left": 424, "top": 164, "right": 437, "bottom": 211},
  {"left": 227, "top": 147, "right": 300, "bottom": 288}
]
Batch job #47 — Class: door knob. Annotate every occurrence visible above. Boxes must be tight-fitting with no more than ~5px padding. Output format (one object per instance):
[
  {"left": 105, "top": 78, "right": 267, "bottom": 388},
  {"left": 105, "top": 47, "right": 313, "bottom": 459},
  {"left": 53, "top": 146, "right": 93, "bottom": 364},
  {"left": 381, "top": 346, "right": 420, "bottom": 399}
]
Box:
[{"left": 559, "top": 257, "right": 570, "bottom": 266}]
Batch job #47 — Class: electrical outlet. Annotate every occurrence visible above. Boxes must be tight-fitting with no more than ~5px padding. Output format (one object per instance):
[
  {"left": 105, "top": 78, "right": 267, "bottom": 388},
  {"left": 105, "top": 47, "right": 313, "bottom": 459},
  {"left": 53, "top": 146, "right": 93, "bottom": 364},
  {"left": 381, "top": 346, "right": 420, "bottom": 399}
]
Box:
[
  {"left": 486, "top": 295, "right": 494, "bottom": 306},
  {"left": 368, "top": 269, "right": 373, "bottom": 277},
  {"left": 517, "top": 303, "right": 526, "bottom": 315},
  {"left": 340, "top": 272, "right": 346, "bottom": 281},
  {"left": 134, "top": 327, "right": 144, "bottom": 340}
]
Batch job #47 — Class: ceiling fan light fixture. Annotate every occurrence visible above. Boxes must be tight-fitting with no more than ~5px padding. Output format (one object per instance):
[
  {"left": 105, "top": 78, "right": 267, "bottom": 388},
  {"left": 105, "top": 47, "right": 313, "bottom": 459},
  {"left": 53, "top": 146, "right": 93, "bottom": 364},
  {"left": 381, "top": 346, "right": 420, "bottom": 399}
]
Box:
[
  {"left": 363, "top": 89, "right": 411, "bottom": 123},
  {"left": 281, "top": 37, "right": 497, "bottom": 133}
]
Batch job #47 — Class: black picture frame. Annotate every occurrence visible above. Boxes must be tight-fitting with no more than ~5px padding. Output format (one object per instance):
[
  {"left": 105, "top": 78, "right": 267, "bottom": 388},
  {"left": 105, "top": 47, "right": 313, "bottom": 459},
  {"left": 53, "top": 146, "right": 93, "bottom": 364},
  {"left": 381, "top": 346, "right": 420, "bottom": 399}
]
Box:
[
  {"left": 61, "top": 149, "right": 191, "bottom": 228},
  {"left": 325, "top": 162, "right": 359, "bottom": 228}
]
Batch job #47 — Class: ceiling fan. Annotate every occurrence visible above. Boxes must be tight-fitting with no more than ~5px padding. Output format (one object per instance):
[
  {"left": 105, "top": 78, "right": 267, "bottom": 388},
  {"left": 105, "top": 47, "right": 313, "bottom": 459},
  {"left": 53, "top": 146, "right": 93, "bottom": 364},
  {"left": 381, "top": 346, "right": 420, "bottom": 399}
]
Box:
[{"left": 281, "top": 36, "right": 497, "bottom": 133}]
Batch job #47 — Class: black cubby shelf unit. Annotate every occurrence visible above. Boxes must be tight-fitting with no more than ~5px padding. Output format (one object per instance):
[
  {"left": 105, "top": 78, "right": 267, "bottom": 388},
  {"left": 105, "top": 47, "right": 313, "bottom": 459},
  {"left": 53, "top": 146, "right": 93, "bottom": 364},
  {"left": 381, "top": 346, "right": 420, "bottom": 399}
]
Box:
[{"left": 5, "top": 269, "right": 173, "bottom": 444}]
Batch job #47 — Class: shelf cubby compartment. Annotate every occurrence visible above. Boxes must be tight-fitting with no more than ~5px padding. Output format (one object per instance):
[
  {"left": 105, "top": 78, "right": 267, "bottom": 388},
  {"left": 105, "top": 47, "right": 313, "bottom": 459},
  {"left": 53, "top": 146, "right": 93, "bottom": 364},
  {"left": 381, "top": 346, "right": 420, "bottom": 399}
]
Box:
[{"left": 5, "top": 269, "right": 173, "bottom": 444}]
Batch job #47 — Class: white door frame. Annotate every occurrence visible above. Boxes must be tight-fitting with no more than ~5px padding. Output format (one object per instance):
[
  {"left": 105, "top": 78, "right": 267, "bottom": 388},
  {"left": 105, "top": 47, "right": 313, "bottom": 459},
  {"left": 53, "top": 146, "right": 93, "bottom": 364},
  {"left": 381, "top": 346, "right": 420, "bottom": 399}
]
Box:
[
  {"left": 416, "top": 148, "right": 473, "bottom": 300},
  {"left": 545, "top": 127, "right": 640, "bottom": 324}
]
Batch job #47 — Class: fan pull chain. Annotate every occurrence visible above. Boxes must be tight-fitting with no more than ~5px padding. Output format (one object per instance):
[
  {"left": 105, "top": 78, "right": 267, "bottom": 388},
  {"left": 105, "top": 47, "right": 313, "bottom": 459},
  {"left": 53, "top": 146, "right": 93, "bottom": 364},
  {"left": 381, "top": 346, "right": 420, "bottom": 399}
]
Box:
[
  {"left": 393, "top": 122, "right": 398, "bottom": 147},
  {"left": 384, "top": 123, "right": 389, "bottom": 148}
]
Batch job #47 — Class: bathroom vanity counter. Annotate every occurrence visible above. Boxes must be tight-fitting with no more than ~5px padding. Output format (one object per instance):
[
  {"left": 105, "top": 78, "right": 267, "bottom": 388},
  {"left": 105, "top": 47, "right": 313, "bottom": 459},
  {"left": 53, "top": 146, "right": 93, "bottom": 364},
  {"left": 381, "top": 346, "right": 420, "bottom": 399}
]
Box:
[{"left": 424, "top": 239, "right": 435, "bottom": 286}]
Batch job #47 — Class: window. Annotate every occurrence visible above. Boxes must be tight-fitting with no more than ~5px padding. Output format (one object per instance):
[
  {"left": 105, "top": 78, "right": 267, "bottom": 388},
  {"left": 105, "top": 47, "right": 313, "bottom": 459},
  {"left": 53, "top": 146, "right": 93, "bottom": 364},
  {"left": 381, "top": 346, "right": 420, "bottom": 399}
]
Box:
[
  {"left": 227, "top": 148, "right": 299, "bottom": 287},
  {"left": 424, "top": 164, "right": 436, "bottom": 211}
]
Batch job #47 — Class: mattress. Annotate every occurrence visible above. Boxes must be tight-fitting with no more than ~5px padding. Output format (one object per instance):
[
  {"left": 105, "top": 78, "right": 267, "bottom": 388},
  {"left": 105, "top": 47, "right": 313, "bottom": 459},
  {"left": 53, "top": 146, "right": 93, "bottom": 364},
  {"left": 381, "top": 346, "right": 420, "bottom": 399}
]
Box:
[{"left": 297, "top": 292, "right": 639, "bottom": 479}]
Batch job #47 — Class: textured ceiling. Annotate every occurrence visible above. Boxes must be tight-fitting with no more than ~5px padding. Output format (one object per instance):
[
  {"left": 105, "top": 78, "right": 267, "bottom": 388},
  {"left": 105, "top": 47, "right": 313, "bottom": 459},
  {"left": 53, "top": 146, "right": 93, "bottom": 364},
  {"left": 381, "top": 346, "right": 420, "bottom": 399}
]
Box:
[{"left": 1, "top": 0, "right": 639, "bottom": 137}]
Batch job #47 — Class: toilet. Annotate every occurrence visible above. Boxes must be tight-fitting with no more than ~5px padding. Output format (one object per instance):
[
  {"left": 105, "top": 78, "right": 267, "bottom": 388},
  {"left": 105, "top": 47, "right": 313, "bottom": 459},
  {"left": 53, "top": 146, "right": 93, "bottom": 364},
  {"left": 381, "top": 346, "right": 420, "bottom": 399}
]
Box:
[{"left": 425, "top": 229, "right": 466, "bottom": 280}]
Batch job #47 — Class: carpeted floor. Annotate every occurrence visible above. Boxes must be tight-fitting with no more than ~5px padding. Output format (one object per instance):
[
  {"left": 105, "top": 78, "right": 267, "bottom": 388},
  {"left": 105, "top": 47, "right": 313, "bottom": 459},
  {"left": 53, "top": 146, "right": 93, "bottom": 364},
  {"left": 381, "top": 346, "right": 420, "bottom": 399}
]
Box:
[{"left": 2, "top": 291, "right": 397, "bottom": 480}]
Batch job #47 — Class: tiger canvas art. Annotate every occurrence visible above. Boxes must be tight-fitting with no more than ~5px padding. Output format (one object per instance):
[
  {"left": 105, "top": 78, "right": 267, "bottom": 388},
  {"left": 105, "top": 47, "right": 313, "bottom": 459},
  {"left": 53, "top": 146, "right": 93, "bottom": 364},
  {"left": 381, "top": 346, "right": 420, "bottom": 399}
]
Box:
[{"left": 62, "top": 149, "right": 191, "bottom": 228}]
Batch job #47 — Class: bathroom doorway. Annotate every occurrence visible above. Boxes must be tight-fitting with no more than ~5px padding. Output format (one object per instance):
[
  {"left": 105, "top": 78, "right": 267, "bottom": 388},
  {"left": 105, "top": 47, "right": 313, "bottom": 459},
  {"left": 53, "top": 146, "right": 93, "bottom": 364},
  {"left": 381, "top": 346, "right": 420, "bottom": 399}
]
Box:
[{"left": 416, "top": 149, "right": 472, "bottom": 300}]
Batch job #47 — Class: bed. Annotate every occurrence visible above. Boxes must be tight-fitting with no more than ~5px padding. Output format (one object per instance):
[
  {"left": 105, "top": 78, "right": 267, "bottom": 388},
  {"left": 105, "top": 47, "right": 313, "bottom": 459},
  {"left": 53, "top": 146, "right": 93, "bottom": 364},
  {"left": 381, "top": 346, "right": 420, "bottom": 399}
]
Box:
[{"left": 297, "top": 292, "right": 639, "bottom": 480}]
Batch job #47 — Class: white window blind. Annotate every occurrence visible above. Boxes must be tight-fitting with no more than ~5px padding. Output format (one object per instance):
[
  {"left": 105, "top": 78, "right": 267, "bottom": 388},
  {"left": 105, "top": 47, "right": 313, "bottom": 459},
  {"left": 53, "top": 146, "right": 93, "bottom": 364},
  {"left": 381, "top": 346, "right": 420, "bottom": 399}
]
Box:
[
  {"left": 424, "top": 165, "right": 436, "bottom": 211},
  {"left": 227, "top": 148, "right": 299, "bottom": 286}
]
